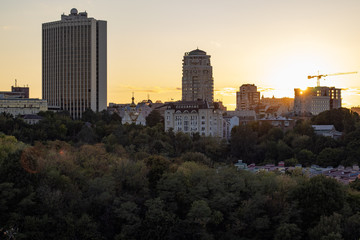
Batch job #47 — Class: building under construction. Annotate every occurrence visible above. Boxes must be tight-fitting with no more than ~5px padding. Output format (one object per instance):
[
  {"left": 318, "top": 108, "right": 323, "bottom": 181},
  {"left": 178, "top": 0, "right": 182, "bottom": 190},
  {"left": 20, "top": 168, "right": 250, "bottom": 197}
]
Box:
[{"left": 294, "top": 86, "right": 341, "bottom": 116}]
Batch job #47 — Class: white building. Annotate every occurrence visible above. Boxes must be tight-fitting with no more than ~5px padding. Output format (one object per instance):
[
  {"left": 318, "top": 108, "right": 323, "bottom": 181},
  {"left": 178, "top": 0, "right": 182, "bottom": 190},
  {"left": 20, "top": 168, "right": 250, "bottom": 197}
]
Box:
[
  {"left": 182, "top": 49, "right": 213, "bottom": 103},
  {"left": 0, "top": 98, "right": 48, "bottom": 116},
  {"left": 165, "top": 101, "right": 223, "bottom": 137},
  {"left": 223, "top": 116, "right": 239, "bottom": 139},
  {"left": 42, "top": 8, "right": 107, "bottom": 119},
  {"left": 121, "top": 97, "right": 146, "bottom": 125},
  {"left": 294, "top": 87, "right": 341, "bottom": 116},
  {"left": 312, "top": 125, "right": 342, "bottom": 139}
]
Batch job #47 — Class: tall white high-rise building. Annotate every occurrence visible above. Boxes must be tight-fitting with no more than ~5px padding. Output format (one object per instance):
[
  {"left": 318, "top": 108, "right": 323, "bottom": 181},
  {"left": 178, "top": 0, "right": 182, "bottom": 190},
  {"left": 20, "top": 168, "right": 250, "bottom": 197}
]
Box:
[
  {"left": 182, "top": 49, "right": 213, "bottom": 103},
  {"left": 42, "top": 8, "right": 107, "bottom": 119}
]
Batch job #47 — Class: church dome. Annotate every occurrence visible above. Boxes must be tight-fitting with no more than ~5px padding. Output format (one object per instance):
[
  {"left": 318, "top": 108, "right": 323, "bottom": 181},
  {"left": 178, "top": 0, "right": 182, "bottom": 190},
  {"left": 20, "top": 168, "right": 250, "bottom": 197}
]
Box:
[
  {"left": 188, "top": 48, "right": 206, "bottom": 55},
  {"left": 70, "top": 8, "right": 78, "bottom": 15}
]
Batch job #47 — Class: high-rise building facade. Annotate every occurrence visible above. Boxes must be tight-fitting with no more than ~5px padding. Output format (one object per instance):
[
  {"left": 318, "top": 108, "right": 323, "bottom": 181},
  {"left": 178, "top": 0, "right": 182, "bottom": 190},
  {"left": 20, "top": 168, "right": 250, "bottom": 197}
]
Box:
[
  {"left": 42, "top": 8, "right": 107, "bottom": 119},
  {"left": 294, "top": 86, "right": 341, "bottom": 116},
  {"left": 182, "top": 49, "right": 213, "bottom": 103},
  {"left": 236, "top": 84, "right": 260, "bottom": 110}
]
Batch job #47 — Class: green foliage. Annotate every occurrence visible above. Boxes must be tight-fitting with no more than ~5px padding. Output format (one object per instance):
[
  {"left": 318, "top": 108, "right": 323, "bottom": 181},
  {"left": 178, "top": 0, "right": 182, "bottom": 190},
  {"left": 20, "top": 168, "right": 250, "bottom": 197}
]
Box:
[
  {"left": 1, "top": 107, "right": 360, "bottom": 239},
  {"left": 308, "top": 213, "right": 343, "bottom": 240},
  {"left": 312, "top": 108, "right": 359, "bottom": 132},
  {"left": 316, "top": 148, "right": 343, "bottom": 167},
  {"left": 284, "top": 158, "right": 299, "bottom": 167},
  {"left": 274, "top": 223, "right": 302, "bottom": 240},
  {"left": 146, "top": 110, "right": 163, "bottom": 127},
  {"left": 296, "top": 149, "right": 315, "bottom": 167},
  {"left": 291, "top": 175, "right": 345, "bottom": 228},
  {"left": 231, "top": 125, "right": 258, "bottom": 162}
]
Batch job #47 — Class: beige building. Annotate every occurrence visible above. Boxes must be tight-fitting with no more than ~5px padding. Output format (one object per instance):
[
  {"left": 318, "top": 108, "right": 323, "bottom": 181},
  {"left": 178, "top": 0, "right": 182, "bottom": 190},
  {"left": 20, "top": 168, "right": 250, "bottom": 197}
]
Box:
[
  {"left": 236, "top": 84, "right": 260, "bottom": 110},
  {"left": 42, "top": 8, "right": 107, "bottom": 119},
  {"left": 165, "top": 101, "right": 223, "bottom": 137},
  {"left": 0, "top": 98, "right": 48, "bottom": 116},
  {"left": 182, "top": 49, "right": 213, "bottom": 103},
  {"left": 294, "top": 87, "right": 341, "bottom": 116}
]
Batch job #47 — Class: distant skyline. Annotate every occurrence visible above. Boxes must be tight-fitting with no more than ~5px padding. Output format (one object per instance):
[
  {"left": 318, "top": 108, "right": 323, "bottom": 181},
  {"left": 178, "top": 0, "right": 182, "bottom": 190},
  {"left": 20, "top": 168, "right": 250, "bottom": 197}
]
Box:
[{"left": 1, "top": 0, "right": 360, "bottom": 110}]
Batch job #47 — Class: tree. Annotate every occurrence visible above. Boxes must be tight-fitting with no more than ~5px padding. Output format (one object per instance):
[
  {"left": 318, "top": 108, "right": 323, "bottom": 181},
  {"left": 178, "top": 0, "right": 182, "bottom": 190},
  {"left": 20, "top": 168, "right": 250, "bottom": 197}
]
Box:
[
  {"left": 296, "top": 149, "right": 315, "bottom": 167},
  {"left": 312, "top": 108, "right": 359, "bottom": 133},
  {"left": 144, "top": 155, "right": 171, "bottom": 192},
  {"left": 187, "top": 200, "right": 212, "bottom": 227},
  {"left": 146, "top": 110, "right": 163, "bottom": 127},
  {"left": 141, "top": 198, "right": 175, "bottom": 240},
  {"left": 274, "top": 223, "right": 302, "bottom": 240},
  {"left": 316, "top": 148, "right": 343, "bottom": 167},
  {"left": 265, "top": 127, "right": 284, "bottom": 142},
  {"left": 230, "top": 125, "right": 257, "bottom": 162},
  {"left": 290, "top": 175, "right": 345, "bottom": 229},
  {"left": 181, "top": 152, "right": 212, "bottom": 166},
  {"left": 277, "top": 141, "right": 293, "bottom": 162},
  {"left": 308, "top": 213, "right": 343, "bottom": 240}
]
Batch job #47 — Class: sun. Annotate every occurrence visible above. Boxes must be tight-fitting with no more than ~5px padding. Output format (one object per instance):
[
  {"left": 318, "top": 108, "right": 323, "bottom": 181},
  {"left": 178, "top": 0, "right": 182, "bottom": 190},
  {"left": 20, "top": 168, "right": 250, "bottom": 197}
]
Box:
[{"left": 261, "top": 48, "right": 338, "bottom": 98}]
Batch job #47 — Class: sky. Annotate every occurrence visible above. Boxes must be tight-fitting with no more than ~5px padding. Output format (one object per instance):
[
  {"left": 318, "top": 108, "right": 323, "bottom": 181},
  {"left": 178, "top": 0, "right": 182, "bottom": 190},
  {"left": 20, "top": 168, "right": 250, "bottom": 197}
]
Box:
[{"left": 1, "top": 0, "right": 360, "bottom": 110}]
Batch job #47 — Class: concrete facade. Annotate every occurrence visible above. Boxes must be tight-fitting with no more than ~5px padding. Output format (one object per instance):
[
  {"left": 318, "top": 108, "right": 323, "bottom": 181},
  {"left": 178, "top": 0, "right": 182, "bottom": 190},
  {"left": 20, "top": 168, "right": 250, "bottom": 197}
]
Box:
[
  {"left": 0, "top": 86, "right": 29, "bottom": 99},
  {"left": 182, "top": 49, "right": 213, "bottom": 103},
  {"left": 42, "top": 8, "right": 107, "bottom": 119},
  {"left": 236, "top": 84, "right": 260, "bottom": 111},
  {"left": 294, "top": 87, "right": 341, "bottom": 116},
  {"left": 0, "top": 98, "right": 48, "bottom": 116},
  {"left": 165, "top": 101, "right": 223, "bottom": 137}
]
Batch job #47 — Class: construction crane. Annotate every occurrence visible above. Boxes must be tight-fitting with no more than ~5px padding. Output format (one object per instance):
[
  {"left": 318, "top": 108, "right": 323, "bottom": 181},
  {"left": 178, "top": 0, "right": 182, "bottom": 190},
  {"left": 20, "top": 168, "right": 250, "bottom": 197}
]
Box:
[{"left": 308, "top": 71, "right": 357, "bottom": 87}]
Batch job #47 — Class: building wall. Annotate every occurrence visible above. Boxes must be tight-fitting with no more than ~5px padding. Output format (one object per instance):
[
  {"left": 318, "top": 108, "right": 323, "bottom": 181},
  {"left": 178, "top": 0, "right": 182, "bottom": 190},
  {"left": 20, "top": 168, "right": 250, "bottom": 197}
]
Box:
[
  {"left": 223, "top": 116, "right": 239, "bottom": 139},
  {"left": 165, "top": 101, "right": 223, "bottom": 137},
  {"left": 236, "top": 84, "right": 260, "bottom": 110},
  {"left": 42, "top": 9, "right": 107, "bottom": 119},
  {"left": 294, "top": 87, "right": 341, "bottom": 116},
  {"left": 97, "top": 20, "right": 107, "bottom": 112},
  {"left": 0, "top": 99, "right": 48, "bottom": 116},
  {"left": 182, "top": 49, "right": 213, "bottom": 103}
]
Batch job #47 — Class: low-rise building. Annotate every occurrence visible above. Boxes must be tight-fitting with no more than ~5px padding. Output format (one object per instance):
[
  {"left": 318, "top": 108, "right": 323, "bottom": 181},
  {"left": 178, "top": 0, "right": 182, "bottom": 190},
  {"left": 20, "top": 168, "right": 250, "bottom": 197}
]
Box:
[
  {"left": 312, "top": 125, "right": 342, "bottom": 139},
  {"left": 0, "top": 85, "right": 29, "bottom": 99},
  {"left": 0, "top": 98, "right": 48, "bottom": 116},
  {"left": 22, "top": 114, "right": 44, "bottom": 125},
  {"left": 165, "top": 100, "right": 223, "bottom": 137},
  {"left": 258, "top": 116, "right": 295, "bottom": 130}
]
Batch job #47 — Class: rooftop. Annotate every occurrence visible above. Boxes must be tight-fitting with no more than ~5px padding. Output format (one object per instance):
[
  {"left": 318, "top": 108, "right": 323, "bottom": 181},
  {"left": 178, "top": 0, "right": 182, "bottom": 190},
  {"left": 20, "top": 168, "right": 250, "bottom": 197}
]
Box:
[
  {"left": 188, "top": 48, "right": 207, "bottom": 56},
  {"left": 312, "top": 125, "right": 336, "bottom": 131}
]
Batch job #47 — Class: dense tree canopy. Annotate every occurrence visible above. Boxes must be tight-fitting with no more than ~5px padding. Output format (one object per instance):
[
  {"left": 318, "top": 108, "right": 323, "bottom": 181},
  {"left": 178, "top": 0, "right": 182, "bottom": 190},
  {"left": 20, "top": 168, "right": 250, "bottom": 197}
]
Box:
[{"left": 1, "top": 108, "right": 360, "bottom": 239}]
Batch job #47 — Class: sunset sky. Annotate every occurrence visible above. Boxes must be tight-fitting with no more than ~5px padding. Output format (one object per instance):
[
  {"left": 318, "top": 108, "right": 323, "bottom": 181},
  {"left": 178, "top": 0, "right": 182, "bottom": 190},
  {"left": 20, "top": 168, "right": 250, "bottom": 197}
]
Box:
[{"left": 1, "top": 0, "right": 360, "bottom": 110}]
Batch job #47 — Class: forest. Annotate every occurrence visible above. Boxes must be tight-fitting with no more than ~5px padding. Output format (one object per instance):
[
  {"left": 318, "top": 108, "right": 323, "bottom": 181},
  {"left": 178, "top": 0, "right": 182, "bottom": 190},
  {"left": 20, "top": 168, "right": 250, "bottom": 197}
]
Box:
[{"left": 1, "top": 108, "right": 360, "bottom": 239}]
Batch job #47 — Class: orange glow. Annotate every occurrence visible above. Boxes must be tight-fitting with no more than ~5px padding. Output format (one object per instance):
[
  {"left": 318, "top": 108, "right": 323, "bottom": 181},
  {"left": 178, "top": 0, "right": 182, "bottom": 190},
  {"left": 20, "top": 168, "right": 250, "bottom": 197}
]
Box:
[{"left": 1, "top": 2, "right": 360, "bottom": 110}]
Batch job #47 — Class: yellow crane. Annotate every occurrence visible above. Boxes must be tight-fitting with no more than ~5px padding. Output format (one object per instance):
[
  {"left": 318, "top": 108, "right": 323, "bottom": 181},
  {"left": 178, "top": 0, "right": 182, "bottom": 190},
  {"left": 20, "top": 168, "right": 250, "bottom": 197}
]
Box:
[{"left": 308, "top": 71, "right": 357, "bottom": 87}]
